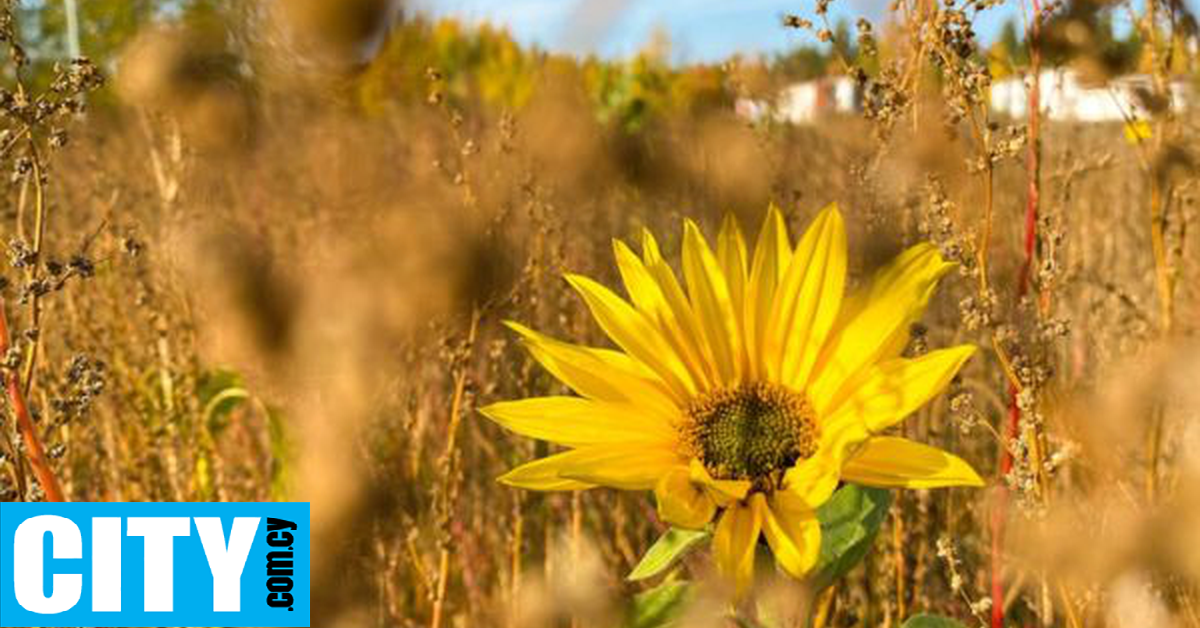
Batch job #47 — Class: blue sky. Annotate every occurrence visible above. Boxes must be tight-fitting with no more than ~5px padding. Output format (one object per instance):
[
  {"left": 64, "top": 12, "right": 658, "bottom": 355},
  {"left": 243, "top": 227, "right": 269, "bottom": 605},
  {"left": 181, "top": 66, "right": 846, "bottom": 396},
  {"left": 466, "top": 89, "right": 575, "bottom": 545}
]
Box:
[
  {"left": 410, "top": 1, "right": 1200, "bottom": 63},
  {"left": 410, "top": 0, "right": 1028, "bottom": 63}
]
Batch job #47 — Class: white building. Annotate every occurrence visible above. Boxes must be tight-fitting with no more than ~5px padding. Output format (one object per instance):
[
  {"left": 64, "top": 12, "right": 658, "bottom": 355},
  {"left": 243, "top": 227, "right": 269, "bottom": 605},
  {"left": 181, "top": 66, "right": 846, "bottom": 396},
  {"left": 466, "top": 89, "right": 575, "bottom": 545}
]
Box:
[
  {"left": 775, "top": 76, "right": 860, "bottom": 124},
  {"left": 989, "top": 69, "right": 1193, "bottom": 122},
  {"left": 740, "top": 69, "right": 1193, "bottom": 126},
  {"left": 732, "top": 77, "right": 862, "bottom": 125}
]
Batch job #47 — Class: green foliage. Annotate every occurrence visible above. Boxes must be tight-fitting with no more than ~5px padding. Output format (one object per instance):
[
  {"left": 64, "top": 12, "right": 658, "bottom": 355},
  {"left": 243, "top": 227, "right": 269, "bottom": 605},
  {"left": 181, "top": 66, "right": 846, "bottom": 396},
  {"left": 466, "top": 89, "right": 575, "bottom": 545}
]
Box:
[
  {"left": 190, "top": 367, "right": 288, "bottom": 501},
  {"left": 990, "top": 19, "right": 1029, "bottom": 78},
  {"left": 357, "top": 17, "right": 540, "bottom": 113},
  {"left": 585, "top": 53, "right": 670, "bottom": 131},
  {"left": 358, "top": 17, "right": 729, "bottom": 132},
  {"left": 995, "top": 9, "right": 1142, "bottom": 75},
  {"left": 16, "top": 0, "right": 156, "bottom": 62},
  {"left": 11, "top": 2, "right": 734, "bottom": 133},
  {"left": 7, "top": 0, "right": 239, "bottom": 98},
  {"left": 901, "top": 613, "right": 969, "bottom": 628},
  {"left": 831, "top": 19, "right": 857, "bottom": 63},
  {"left": 192, "top": 367, "right": 247, "bottom": 500},
  {"left": 772, "top": 46, "right": 833, "bottom": 82},
  {"left": 197, "top": 367, "right": 248, "bottom": 434},
  {"left": 624, "top": 581, "right": 692, "bottom": 628},
  {"left": 627, "top": 527, "right": 711, "bottom": 582},
  {"left": 581, "top": 51, "right": 729, "bottom": 132},
  {"left": 811, "top": 483, "right": 893, "bottom": 591}
]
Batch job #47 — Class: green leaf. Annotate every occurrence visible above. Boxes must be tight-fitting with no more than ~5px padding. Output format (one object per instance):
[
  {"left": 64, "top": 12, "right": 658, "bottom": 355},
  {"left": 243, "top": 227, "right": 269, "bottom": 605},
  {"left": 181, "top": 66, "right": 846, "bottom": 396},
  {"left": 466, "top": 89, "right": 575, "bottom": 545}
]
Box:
[
  {"left": 627, "top": 527, "right": 710, "bottom": 582},
  {"left": 625, "top": 581, "right": 692, "bottom": 628},
  {"left": 197, "top": 368, "right": 248, "bottom": 434},
  {"left": 810, "top": 483, "right": 892, "bottom": 590},
  {"left": 901, "top": 613, "right": 969, "bottom": 628},
  {"left": 196, "top": 368, "right": 244, "bottom": 403}
]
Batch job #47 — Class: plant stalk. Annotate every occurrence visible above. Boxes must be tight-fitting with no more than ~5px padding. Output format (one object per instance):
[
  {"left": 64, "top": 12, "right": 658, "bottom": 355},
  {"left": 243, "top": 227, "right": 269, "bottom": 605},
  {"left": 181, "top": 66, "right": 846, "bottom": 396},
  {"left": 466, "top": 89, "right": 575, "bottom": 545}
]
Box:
[{"left": 0, "top": 298, "right": 64, "bottom": 502}]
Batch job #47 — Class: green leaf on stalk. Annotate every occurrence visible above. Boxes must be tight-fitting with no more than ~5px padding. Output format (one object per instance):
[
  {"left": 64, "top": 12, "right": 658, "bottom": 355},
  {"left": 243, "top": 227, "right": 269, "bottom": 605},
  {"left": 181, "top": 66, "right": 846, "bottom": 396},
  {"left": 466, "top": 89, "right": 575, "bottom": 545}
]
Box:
[
  {"left": 901, "top": 613, "right": 969, "bottom": 628},
  {"left": 627, "top": 527, "right": 710, "bottom": 582},
  {"left": 810, "top": 483, "right": 892, "bottom": 590},
  {"left": 625, "top": 581, "right": 693, "bottom": 628},
  {"left": 197, "top": 368, "right": 248, "bottom": 434}
]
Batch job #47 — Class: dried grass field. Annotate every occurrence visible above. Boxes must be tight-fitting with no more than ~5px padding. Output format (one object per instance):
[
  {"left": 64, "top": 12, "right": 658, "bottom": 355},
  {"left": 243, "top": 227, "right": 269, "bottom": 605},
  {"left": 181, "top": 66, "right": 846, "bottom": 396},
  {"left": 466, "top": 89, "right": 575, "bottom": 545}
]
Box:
[{"left": 2, "top": 0, "right": 1200, "bottom": 627}]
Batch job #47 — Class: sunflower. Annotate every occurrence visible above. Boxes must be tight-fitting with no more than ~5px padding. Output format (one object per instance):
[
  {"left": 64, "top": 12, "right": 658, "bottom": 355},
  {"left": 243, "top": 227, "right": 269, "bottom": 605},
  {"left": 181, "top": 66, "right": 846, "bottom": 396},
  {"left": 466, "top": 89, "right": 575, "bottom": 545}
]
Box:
[{"left": 482, "top": 204, "right": 982, "bottom": 593}]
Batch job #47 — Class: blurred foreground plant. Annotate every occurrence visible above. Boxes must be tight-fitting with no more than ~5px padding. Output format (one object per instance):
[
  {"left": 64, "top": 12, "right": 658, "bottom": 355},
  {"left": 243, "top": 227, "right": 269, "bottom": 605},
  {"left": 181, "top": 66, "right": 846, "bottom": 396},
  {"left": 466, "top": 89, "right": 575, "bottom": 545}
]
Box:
[{"left": 1, "top": 0, "right": 102, "bottom": 502}]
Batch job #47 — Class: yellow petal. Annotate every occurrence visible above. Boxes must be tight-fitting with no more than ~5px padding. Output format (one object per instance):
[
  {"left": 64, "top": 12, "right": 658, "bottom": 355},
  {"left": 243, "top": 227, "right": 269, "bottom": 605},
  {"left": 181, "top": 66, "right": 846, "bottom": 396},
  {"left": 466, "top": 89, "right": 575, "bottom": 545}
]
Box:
[
  {"left": 841, "top": 437, "right": 985, "bottom": 488},
  {"left": 683, "top": 220, "right": 743, "bottom": 382},
  {"left": 1124, "top": 119, "right": 1152, "bottom": 143},
  {"left": 816, "top": 412, "right": 871, "bottom": 466},
  {"left": 821, "top": 345, "right": 977, "bottom": 433},
  {"left": 775, "top": 455, "right": 840, "bottom": 511},
  {"left": 689, "top": 459, "right": 752, "bottom": 507},
  {"left": 767, "top": 204, "right": 847, "bottom": 388},
  {"left": 714, "top": 495, "right": 764, "bottom": 596},
  {"left": 505, "top": 321, "right": 680, "bottom": 416},
  {"left": 565, "top": 273, "right": 697, "bottom": 398},
  {"left": 810, "top": 244, "right": 955, "bottom": 410},
  {"left": 480, "top": 397, "right": 675, "bottom": 447},
  {"left": 639, "top": 227, "right": 721, "bottom": 388},
  {"left": 614, "top": 239, "right": 669, "bottom": 315},
  {"left": 614, "top": 240, "right": 714, "bottom": 391},
  {"left": 655, "top": 466, "right": 717, "bottom": 529},
  {"left": 498, "top": 451, "right": 596, "bottom": 491},
  {"left": 644, "top": 255, "right": 722, "bottom": 389},
  {"left": 745, "top": 204, "right": 791, "bottom": 379},
  {"left": 640, "top": 226, "right": 665, "bottom": 266},
  {"left": 762, "top": 496, "right": 821, "bottom": 578},
  {"left": 717, "top": 214, "right": 749, "bottom": 314},
  {"left": 554, "top": 444, "right": 686, "bottom": 490}
]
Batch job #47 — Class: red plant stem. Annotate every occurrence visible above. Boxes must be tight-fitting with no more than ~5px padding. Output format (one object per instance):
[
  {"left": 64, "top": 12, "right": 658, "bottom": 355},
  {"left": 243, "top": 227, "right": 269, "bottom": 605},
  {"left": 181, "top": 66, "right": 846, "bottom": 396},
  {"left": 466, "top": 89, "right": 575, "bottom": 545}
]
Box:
[
  {"left": 992, "top": 2, "right": 1042, "bottom": 627},
  {"left": 0, "top": 298, "right": 65, "bottom": 502}
]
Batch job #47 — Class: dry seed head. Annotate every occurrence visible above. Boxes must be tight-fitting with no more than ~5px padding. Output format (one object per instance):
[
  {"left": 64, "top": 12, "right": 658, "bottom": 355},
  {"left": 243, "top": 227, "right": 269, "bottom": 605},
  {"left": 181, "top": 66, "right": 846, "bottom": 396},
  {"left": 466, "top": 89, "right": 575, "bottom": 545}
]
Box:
[{"left": 681, "top": 382, "right": 818, "bottom": 489}]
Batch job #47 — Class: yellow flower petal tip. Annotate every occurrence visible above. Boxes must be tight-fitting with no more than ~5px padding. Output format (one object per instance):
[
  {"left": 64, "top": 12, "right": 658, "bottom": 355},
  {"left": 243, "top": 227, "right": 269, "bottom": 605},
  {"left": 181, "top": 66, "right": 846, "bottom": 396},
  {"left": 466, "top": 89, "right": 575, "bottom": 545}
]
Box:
[
  {"left": 500, "top": 319, "right": 535, "bottom": 338},
  {"left": 842, "top": 437, "right": 985, "bottom": 489},
  {"left": 496, "top": 469, "right": 548, "bottom": 490},
  {"left": 951, "top": 343, "right": 979, "bottom": 363},
  {"left": 940, "top": 344, "right": 980, "bottom": 382},
  {"left": 1124, "top": 119, "right": 1152, "bottom": 143},
  {"left": 963, "top": 467, "right": 986, "bottom": 487},
  {"left": 936, "top": 457, "right": 987, "bottom": 488},
  {"left": 489, "top": 202, "right": 983, "bottom": 590},
  {"left": 562, "top": 272, "right": 586, "bottom": 289},
  {"left": 924, "top": 247, "right": 957, "bottom": 275},
  {"left": 497, "top": 454, "right": 595, "bottom": 491},
  {"left": 611, "top": 238, "right": 634, "bottom": 260}
]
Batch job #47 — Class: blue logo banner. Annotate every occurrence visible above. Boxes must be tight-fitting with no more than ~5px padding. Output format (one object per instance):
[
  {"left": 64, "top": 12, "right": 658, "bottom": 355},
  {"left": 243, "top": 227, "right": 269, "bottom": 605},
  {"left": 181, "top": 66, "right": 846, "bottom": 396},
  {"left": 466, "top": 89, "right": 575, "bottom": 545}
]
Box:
[{"left": 0, "top": 502, "right": 310, "bottom": 627}]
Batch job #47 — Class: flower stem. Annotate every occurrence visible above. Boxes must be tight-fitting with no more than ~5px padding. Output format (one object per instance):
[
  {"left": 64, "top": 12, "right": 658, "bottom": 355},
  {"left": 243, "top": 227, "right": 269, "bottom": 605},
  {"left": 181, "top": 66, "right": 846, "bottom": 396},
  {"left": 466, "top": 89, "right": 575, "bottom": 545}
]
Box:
[
  {"left": 992, "top": 2, "right": 1043, "bottom": 626},
  {"left": 430, "top": 310, "right": 480, "bottom": 628},
  {"left": 0, "top": 298, "right": 65, "bottom": 502}
]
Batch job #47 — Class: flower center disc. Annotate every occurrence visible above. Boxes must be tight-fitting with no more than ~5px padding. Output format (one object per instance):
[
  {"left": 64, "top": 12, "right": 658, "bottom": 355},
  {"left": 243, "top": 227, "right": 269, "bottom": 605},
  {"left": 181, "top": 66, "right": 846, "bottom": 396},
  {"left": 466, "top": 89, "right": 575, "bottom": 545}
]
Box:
[{"left": 683, "top": 382, "right": 819, "bottom": 487}]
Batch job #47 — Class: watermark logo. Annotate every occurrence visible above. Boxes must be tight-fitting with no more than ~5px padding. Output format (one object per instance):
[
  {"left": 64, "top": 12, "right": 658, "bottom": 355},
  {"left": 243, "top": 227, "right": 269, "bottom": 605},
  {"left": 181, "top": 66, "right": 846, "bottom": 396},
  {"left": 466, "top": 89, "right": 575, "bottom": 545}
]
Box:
[{"left": 0, "top": 502, "right": 309, "bottom": 627}]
